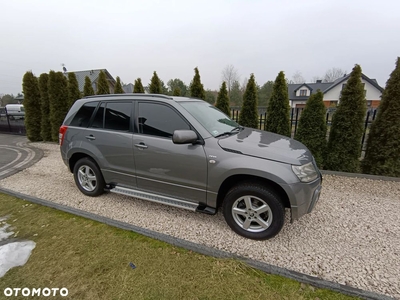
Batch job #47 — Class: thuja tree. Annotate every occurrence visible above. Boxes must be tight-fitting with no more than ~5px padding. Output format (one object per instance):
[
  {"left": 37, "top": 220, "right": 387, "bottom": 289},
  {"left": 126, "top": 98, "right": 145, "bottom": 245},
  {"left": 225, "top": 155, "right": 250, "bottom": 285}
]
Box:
[
  {"left": 149, "top": 71, "right": 162, "bottom": 94},
  {"left": 294, "top": 90, "right": 327, "bottom": 167},
  {"left": 190, "top": 67, "right": 205, "bottom": 100},
  {"left": 173, "top": 87, "right": 181, "bottom": 96},
  {"left": 22, "top": 71, "right": 42, "bottom": 141},
  {"left": 216, "top": 81, "right": 230, "bottom": 116},
  {"left": 134, "top": 78, "right": 145, "bottom": 93},
  {"left": 67, "top": 72, "right": 81, "bottom": 108},
  {"left": 38, "top": 73, "right": 52, "bottom": 141},
  {"left": 265, "top": 71, "right": 291, "bottom": 137},
  {"left": 114, "top": 76, "right": 124, "bottom": 94},
  {"left": 325, "top": 64, "right": 366, "bottom": 172},
  {"left": 83, "top": 76, "right": 95, "bottom": 96},
  {"left": 239, "top": 74, "right": 258, "bottom": 128},
  {"left": 362, "top": 57, "right": 400, "bottom": 176},
  {"left": 48, "top": 71, "right": 69, "bottom": 142},
  {"left": 96, "top": 70, "right": 110, "bottom": 94}
]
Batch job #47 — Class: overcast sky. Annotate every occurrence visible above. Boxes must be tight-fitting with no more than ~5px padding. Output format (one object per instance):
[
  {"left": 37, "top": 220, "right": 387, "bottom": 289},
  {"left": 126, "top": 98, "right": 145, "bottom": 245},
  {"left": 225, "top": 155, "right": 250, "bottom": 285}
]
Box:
[{"left": 1, "top": 0, "right": 399, "bottom": 95}]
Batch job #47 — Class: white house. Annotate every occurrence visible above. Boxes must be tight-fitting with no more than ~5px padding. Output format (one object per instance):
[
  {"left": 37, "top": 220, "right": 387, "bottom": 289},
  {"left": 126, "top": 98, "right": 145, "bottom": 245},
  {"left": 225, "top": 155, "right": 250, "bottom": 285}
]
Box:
[{"left": 288, "top": 73, "right": 383, "bottom": 109}]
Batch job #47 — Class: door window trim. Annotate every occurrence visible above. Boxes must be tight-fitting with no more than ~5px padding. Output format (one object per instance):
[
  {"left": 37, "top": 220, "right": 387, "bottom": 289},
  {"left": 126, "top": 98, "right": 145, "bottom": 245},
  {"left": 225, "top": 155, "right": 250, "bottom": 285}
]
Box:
[{"left": 134, "top": 101, "right": 199, "bottom": 140}]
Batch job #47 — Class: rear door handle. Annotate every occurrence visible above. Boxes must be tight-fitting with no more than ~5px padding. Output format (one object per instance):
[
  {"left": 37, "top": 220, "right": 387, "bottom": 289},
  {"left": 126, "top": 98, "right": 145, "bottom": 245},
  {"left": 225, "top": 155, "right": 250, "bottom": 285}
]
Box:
[
  {"left": 85, "top": 135, "right": 96, "bottom": 140},
  {"left": 134, "top": 142, "right": 148, "bottom": 149}
]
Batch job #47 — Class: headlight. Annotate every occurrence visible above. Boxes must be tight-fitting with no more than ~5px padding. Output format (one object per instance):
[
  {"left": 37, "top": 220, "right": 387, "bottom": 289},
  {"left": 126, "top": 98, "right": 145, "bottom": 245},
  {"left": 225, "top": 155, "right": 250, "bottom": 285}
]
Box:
[{"left": 292, "top": 162, "right": 318, "bottom": 183}]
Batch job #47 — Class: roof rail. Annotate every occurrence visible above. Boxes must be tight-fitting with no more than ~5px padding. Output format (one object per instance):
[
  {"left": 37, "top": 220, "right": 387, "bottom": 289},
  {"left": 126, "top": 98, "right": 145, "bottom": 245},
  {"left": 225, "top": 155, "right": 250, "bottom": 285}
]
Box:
[{"left": 84, "top": 93, "right": 173, "bottom": 100}]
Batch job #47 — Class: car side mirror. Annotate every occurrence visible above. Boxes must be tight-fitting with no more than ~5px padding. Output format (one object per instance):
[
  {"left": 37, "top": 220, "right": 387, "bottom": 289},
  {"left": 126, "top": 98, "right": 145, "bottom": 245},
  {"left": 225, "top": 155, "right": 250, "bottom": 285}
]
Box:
[{"left": 172, "top": 130, "right": 199, "bottom": 145}]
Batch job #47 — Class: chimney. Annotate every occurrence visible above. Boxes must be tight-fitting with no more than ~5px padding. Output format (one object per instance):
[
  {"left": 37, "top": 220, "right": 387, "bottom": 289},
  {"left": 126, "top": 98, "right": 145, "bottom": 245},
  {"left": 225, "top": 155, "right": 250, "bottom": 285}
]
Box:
[{"left": 316, "top": 80, "right": 322, "bottom": 83}]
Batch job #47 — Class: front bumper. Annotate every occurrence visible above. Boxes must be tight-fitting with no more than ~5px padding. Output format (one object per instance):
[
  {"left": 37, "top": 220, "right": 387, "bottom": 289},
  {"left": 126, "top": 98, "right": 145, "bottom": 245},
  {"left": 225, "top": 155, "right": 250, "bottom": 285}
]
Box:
[{"left": 282, "top": 172, "right": 323, "bottom": 221}]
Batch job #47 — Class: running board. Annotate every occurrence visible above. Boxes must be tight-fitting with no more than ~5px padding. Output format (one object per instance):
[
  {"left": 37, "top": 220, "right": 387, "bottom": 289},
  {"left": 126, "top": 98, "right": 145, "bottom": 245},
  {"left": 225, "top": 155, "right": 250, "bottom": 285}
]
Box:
[{"left": 110, "top": 186, "right": 198, "bottom": 211}]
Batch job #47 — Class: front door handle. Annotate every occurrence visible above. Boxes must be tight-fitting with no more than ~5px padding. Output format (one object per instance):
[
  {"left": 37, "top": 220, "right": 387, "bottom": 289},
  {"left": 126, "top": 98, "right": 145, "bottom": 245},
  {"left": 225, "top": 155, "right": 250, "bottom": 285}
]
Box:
[
  {"left": 85, "top": 135, "right": 96, "bottom": 140},
  {"left": 134, "top": 142, "right": 148, "bottom": 149}
]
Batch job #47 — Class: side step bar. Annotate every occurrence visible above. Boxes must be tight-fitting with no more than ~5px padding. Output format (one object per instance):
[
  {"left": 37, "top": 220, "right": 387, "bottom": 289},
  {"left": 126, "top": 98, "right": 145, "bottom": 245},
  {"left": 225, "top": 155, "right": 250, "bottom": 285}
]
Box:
[{"left": 110, "top": 186, "right": 199, "bottom": 211}]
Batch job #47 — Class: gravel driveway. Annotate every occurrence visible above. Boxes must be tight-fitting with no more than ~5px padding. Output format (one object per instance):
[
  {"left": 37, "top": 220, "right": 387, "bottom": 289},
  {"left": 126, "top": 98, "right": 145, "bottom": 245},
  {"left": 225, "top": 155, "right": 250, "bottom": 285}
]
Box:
[{"left": 1, "top": 143, "right": 399, "bottom": 299}]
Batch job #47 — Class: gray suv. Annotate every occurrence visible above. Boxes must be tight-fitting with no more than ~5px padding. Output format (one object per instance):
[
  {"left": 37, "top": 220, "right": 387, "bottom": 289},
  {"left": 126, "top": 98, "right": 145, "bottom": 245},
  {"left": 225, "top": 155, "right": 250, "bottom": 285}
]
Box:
[{"left": 60, "top": 94, "right": 322, "bottom": 240}]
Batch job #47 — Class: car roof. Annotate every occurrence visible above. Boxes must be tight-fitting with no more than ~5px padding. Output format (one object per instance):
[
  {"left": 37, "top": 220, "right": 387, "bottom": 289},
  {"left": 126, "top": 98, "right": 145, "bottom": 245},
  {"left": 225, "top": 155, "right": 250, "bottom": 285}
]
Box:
[{"left": 82, "top": 93, "right": 204, "bottom": 103}]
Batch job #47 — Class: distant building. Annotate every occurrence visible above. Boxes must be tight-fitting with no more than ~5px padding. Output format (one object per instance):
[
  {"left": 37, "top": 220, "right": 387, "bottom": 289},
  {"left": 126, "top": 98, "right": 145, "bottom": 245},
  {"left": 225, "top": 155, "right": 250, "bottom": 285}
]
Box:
[
  {"left": 14, "top": 94, "right": 24, "bottom": 104},
  {"left": 122, "top": 83, "right": 134, "bottom": 93},
  {"left": 288, "top": 73, "right": 383, "bottom": 109},
  {"left": 65, "top": 69, "right": 116, "bottom": 94}
]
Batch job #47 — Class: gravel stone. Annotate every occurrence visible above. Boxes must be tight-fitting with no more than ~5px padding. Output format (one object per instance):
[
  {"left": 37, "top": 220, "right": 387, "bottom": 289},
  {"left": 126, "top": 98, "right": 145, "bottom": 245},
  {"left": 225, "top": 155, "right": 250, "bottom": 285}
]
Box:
[{"left": 0, "top": 143, "right": 399, "bottom": 298}]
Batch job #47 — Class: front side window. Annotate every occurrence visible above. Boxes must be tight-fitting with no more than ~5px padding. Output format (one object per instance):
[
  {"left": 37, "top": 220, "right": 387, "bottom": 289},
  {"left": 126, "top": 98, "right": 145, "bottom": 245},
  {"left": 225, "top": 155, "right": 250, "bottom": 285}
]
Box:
[
  {"left": 180, "top": 101, "right": 238, "bottom": 137},
  {"left": 138, "top": 103, "right": 190, "bottom": 138},
  {"left": 299, "top": 89, "right": 307, "bottom": 96},
  {"left": 70, "top": 101, "right": 98, "bottom": 127},
  {"left": 104, "top": 102, "right": 132, "bottom": 131}
]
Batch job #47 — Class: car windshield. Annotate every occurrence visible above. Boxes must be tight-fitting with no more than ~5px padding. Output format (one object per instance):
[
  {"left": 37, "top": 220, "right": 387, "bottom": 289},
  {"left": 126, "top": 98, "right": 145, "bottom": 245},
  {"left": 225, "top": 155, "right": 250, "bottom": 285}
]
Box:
[{"left": 180, "top": 101, "right": 239, "bottom": 137}]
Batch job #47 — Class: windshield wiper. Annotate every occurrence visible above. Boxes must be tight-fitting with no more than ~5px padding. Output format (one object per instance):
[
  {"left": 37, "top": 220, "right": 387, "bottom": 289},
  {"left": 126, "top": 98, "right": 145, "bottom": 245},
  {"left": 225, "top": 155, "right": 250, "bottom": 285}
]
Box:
[{"left": 214, "top": 126, "right": 244, "bottom": 138}]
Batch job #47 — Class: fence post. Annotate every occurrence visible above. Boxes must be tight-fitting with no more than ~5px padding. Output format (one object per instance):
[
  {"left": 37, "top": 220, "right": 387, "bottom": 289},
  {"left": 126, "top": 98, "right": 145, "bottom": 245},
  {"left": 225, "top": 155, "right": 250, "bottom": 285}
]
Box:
[
  {"left": 5, "top": 107, "right": 12, "bottom": 133},
  {"left": 361, "top": 110, "right": 371, "bottom": 151}
]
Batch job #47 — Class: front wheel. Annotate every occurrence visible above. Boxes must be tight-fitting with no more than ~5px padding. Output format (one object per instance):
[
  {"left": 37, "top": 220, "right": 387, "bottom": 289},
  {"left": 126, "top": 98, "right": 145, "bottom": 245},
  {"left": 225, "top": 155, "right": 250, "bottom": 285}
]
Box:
[
  {"left": 73, "top": 157, "right": 105, "bottom": 197},
  {"left": 222, "top": 184, "right": 285, "bottom": 240}
]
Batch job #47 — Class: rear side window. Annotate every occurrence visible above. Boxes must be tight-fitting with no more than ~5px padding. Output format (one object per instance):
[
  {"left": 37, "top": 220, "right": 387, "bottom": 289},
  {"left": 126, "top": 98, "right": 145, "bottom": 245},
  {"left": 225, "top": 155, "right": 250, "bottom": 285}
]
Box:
[
  {"left": 104, "top": 102, "right": 132, "bottom": 131},
  {"left": 70, "top": 102, "right": 98, "bottom": 127},
  {"left": 138, "top": 102, "right": 190, "bottom": 138}
]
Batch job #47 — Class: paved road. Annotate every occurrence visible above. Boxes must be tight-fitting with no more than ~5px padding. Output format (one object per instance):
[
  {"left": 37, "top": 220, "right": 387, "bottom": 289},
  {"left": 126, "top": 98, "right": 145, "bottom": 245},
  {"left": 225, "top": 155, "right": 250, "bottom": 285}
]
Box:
[{"left": 0, "top": 134, "right": 43, "bottom": 180}]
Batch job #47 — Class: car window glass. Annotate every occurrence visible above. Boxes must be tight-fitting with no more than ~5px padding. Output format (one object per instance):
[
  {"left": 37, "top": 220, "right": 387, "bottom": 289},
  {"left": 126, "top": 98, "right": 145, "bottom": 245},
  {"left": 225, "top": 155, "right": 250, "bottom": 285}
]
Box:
[
  {"left": 70, "top": 102, "right": 98, "bottom": 127},
  {"left": 138, "top": 103, "right": 190, "bottom": 138},
  {"left": 104, "top": 102, "right": 131, "bottom": 131},
  {"left": 91, "top": 103, "right": 105, "bottom": 128}
]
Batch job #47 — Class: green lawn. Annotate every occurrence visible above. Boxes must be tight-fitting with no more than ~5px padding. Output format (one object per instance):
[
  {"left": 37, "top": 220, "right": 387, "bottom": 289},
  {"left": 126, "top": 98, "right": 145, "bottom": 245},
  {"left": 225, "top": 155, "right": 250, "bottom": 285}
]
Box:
[{"left": 0, "top": 193, "right": 357, "bottom": 300}]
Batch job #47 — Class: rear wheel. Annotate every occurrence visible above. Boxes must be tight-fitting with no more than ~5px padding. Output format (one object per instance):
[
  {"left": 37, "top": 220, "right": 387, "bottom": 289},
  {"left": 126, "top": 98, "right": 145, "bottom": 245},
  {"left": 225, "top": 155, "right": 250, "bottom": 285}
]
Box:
[
  {"left": 222, "top": 184, "right": 285, "bottom": 240},
  {"left": 73, "top": 157, "right": 105, "bottom": 197}
]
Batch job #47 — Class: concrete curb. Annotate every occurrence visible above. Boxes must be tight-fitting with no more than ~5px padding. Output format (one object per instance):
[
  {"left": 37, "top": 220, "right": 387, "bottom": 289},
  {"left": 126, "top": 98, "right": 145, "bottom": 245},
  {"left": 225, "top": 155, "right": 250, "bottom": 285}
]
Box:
[
  {"left": 321, "top": 170, "right": 400, "bottom": 182},
  {"left": 0, "top": 187, "right": 394, "bottom": 300}
]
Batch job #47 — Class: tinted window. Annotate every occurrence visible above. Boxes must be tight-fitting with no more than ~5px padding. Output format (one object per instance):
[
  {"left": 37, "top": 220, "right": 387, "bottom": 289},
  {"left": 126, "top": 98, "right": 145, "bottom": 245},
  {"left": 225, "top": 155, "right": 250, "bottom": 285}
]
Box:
[
  {"left": 91, "top": 103, "right": 105, "bottom": 128},
  {"left": 138, "top": 103, "right": 190, "bottom": 138},
  {"left": 104, "top": 102, "right": 131, "bottom": 131},
  {"left": 70, "top": 102, "right": 98, "bottom": 127}
]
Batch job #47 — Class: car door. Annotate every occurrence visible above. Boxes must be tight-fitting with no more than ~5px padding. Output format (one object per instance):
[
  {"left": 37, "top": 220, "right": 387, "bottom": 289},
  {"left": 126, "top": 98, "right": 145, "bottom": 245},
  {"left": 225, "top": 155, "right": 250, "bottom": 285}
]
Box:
[
  {"left": 132, "top": 101, "right": 207, "bottom": 203},
  {"left": 83, "top": 101, "right": 136, "bottom": 188}
]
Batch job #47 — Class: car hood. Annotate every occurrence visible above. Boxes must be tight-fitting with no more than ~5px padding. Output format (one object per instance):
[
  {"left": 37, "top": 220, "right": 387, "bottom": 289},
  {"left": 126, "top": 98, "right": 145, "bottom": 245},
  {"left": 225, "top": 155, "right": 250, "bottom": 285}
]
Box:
[{"left": 217, "top": 127, "right": 313, "bottom": 165}]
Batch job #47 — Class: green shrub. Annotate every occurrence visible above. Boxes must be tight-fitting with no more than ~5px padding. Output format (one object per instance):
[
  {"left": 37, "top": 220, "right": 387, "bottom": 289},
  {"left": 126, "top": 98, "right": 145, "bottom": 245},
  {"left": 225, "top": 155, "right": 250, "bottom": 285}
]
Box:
[
  {"left": 149, "top": 71, "right": 162, "bottom": 94},
  {"left": 362, "top": 57, "right": 400, "bottom": 176},
  {"left": 294, "top": 91, "right": 327, "bottom": 167},
  {"left": 22, "top": 71, "right": 42, "bottom": 142},
  {"left": 189, "top": 67, "right": 205, "bottom": 100},
  {"left": 114, "top": 76, "right": 124, "bottom": 94},
  {"left": 239, "top": 74, "right": 258, "bottom": 128},
  {"left": 134, "top": 78, "right": 145, "bottom": 93},
  {"left": 48, "top": 71, "right": 69, "bottom": 142},
  {"left": 265, "top": 71, "right": 290, "bottom": 137},
  {"left": 67, "top": 72, "right": 81, "bottom": 108},
  {"left": 83, "top": 76, "right": 95, "bottom": 96},
  {"left": 96, "top": 70, "right": 110, "bottom": 95},
  {"left": 38, "top": 73, "right": 52, "bottom": 141},
  {"left": 325, "top": 65, "right": 366, "bottom": 172},
  {"left": 216, "top": 82, "right": 230, "bottom": 116}
]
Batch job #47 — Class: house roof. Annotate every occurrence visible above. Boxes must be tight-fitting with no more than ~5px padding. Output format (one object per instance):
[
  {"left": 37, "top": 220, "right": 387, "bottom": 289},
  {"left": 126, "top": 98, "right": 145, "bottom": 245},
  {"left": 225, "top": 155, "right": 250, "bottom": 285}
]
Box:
[
  {"left": 65, "top": 69, "right": 116, "bottom": 91},
  {"left": 288, "top": 82, "right": 331, "bottom": 99},
  {"left": 288, "top": 73, "right": 383, "bottom": 100},
  {"left": 122, "top": 83, "right": 134, "bottom": 93},
  {"left": 293, "top": 83, "right": 314, "bottom": 92},
  {"left": 322, "top": 73, "right": 384, "bottom": 94}
]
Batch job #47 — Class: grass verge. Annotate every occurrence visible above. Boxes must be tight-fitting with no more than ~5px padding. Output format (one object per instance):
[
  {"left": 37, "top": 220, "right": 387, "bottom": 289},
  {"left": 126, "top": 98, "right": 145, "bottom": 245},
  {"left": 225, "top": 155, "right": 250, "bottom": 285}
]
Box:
[{"left": 0, "top": 193, "right": 357, "bottom": 300}]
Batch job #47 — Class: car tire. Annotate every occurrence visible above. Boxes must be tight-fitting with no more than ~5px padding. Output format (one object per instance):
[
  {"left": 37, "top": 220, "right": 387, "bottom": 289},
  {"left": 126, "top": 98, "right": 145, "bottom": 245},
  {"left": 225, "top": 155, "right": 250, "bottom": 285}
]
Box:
[
  {"left": 73, "top": 157, "right": 105, "bottom": 197},
  {"left": 222, "top": 184, "right": 285, "bottom": 240}
]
